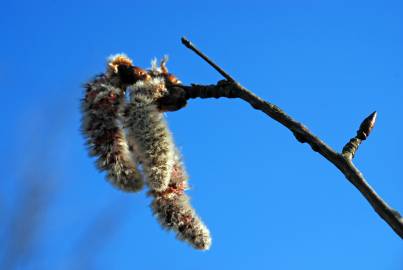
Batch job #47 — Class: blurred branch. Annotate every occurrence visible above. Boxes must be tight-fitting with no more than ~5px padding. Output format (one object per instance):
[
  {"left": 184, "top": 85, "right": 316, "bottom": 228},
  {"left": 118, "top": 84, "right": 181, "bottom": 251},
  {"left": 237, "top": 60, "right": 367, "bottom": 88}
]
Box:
[
  {"left": 174, "top": 37, "right": 403, "bottom": 239},
  {"left": 0, "top": 172, "right": 53, "bottom": 270},
  {"left": 0, "top": 105, "right": 62, "bottom": 270},
  {"left": 1, "top": 101, "right": 127, "bottom": 269},
  {"left": 68, "top": 200, "right": 130, "bottom": 270}
]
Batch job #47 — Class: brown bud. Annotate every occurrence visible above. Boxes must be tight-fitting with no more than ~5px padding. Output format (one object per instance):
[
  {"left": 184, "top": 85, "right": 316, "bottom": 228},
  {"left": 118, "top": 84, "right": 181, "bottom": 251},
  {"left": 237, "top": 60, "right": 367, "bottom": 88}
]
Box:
[
  {"left": 357, "top": 111, "right": 377, "bottom": 140},
  {"left": 117, "top": 65, "right": 151, "bottom": 85},
  {"left": 165, "top": 74, "right": 182, "bottom": 85},
  {"left": 132, "top": 66, "right": 151, "bottom": 81},
  {"left": 108, "top": 55, "right": 133, "bottom": 74}
]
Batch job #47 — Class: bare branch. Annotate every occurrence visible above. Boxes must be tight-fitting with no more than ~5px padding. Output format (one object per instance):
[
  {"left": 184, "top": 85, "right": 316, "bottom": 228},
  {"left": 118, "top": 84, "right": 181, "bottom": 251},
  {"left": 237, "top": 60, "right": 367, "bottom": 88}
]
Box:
[{"left": 178, "top": 38, "right": 403, "bottom": 239}]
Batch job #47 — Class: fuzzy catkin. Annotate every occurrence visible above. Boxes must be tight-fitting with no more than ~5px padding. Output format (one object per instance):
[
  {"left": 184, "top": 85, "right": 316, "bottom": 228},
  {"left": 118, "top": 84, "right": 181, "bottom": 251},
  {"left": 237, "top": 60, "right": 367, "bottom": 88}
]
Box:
[
  {"left": 170, "top": 148, "right": 189, "bottom": 186},
  {"left": 125, "top": 60, "right": 212, "bottom": 249},
  {"left": 150, "top": 190, "right": 211, "bottom": 250},
  {"left": 81, "top": 73, "right": 144, "bottom": 192},
  {"left": 150, "top": 148, "right": 212, "bottom": 250},
  {"left": 125, "top": 77, "right": 175, "bottom": 192}
]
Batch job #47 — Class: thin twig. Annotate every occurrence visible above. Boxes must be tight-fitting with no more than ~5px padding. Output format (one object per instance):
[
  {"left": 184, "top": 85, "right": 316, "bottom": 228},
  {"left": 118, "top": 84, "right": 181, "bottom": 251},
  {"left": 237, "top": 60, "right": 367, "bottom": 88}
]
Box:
[
  {"left": 179, "top": 38, "right": 403, "bottom": 239},
  {"left": 181, "top": 37, "right": 235, "bottom": 82}
]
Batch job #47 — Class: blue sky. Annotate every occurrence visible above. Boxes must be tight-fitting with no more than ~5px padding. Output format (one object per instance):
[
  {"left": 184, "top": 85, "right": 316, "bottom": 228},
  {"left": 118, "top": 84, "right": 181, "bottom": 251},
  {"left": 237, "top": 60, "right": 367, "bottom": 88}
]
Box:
[{"left": 0, "top": 0, "right": 402, "bottom": 269}]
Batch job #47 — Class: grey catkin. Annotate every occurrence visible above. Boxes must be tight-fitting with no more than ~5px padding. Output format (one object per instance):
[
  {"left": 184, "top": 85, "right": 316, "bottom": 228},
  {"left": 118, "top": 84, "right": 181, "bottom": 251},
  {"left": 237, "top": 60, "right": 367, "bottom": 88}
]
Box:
[
  {"left": 150, "top": 190, "right": 211, "bottom": 250},
  {"left": 150, "top": 147, "right": 211, "bottom": 250},
  {"left": 81, "top": 55, "right": 144, "bottom": 192},
  {"left": 125, "top": 77, "right": 175, "bottom": 192},
  {"left": 125, "top": 59, "right": 211, "bottom": 249}
]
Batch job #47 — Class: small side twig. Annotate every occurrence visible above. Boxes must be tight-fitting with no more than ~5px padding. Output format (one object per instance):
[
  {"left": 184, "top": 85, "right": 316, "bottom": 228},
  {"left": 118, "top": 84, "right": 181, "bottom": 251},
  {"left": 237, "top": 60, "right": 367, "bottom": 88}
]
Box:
[
  {"left": 342, "top": 111, "right": 377, "bottom": 160},
  {"left": 178, "top": 37, "right": 403, "bottom": 239}
]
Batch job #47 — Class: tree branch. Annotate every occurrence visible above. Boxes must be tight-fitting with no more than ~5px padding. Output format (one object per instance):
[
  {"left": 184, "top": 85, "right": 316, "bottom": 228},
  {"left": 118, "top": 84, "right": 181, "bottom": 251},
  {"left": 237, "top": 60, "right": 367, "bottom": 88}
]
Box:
[{"left": 177, "top": 37, "right": 403, "bottom": 239}]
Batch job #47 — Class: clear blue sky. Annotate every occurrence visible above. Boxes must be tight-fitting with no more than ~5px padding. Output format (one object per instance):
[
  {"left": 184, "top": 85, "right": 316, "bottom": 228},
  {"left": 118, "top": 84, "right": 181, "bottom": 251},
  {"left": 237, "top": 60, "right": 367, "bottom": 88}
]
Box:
[{"left": 0, "top": 0, "right": 402, "bottom": 269}]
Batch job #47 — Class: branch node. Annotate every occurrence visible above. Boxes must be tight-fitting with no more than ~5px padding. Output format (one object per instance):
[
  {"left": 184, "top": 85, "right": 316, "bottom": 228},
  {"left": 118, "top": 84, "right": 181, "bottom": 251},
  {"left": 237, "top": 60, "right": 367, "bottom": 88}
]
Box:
[
  {"left": 392, "top": 209, "right": 402, "bottom": 219},
  {"left": 310, "top": 144, "right": 320, "bottom": 152},
  {"left": 293, "top": 131, "right": 307, "bottom": 143},
  {"left": 342, "top": 137, "right": 362, "bottom": 160}
]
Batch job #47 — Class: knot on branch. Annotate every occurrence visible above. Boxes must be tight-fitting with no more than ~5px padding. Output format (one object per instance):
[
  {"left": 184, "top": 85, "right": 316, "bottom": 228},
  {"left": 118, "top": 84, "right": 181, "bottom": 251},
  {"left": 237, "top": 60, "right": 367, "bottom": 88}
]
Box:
[{"left": 157, "top": 85, "right": 188, "bottom": 112}]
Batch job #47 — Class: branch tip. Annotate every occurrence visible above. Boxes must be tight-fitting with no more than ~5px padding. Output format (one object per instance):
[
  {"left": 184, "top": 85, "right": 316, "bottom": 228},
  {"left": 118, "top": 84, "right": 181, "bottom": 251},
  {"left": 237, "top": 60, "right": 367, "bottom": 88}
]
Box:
[
  {"left": 181, "top": 37, "right": 192, "bottom": 48},
  {"left": 180, "top": 37, "right": 235, "bottom": 82}
]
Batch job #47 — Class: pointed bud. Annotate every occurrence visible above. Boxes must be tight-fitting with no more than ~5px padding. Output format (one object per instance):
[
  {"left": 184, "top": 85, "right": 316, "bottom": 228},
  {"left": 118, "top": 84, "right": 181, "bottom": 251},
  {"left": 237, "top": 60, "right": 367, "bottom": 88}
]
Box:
[{"left": 357, "top": 111, "right": 377, "bottom": 140}]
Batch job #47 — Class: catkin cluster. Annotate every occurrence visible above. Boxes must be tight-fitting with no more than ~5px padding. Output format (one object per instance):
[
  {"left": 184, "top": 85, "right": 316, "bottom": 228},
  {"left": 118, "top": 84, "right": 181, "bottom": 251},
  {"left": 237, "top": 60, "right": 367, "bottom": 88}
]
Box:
[{"left": 81, "top": 54, "right": 211, "bottom": 250}]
